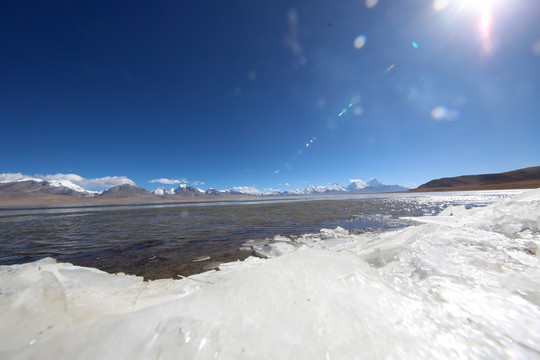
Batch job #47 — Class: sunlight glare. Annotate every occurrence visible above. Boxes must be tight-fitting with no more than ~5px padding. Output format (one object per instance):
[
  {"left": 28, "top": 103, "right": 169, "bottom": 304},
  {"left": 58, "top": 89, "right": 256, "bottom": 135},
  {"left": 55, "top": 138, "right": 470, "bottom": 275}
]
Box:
[
  {"left": 478, "top": 11, "right": 493, "bottom": 54},
  {"left": 433, "top": 0, "right": 450, "bottom": 12},
  {"left": 480, "top": 12, "right": 491, "bottom": 32}
]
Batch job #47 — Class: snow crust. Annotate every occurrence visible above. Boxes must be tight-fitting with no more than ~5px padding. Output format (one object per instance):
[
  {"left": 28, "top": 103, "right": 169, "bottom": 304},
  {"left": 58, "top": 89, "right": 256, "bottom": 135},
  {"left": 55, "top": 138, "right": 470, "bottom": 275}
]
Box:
[{"left": 1, "top": 190, "right": 540, "bottom": 359}]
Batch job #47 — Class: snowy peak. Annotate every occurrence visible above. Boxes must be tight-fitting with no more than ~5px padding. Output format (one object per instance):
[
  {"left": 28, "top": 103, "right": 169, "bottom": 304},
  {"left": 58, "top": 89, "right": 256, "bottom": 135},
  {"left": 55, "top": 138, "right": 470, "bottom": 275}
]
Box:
[
  {"left": 173, "top": 184, "right": 204, "bottom": 197},
  {"left": 366, "top": 178, "right": 384, "bottom": 188},
  {"left": 48, "top": 179, "right": 100, "bottom": 195},
  {"left": 205, "top": 188, "right": 224, "bottom": 195},
  {"left": 346, "top": 179, "right": 368, "bottom": 191},
  {"left": 152, "top": 187, "right": 176, "bottom": 196},
  {"left": 0, "top": 180, "right": 88, "bottom": 198},
  {"left": 346, "top": 178, "right": 408, "bottom": 193}
]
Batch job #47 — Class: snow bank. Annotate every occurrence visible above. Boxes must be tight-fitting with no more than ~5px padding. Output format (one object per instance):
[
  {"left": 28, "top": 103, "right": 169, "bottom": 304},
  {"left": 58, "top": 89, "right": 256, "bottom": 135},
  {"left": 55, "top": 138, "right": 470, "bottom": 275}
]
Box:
[{"left": 1, "top": 190, "right": 539, "bottom": 359}]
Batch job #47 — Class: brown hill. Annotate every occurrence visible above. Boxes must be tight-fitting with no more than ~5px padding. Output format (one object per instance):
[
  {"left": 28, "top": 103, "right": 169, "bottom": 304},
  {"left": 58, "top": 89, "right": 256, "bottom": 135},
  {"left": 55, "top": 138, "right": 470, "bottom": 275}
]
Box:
[
  {"left": 412, "top": 166, "right": 540, "bottom": 192},
  {"left": 98, "top": 184, "right": 157, "bottom": 199}
]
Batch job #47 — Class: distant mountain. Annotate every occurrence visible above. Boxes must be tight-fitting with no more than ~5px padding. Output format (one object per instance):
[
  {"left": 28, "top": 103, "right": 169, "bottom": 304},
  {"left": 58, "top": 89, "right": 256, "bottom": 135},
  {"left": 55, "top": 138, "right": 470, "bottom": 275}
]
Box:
[
  {"left": 280, "top": 179, "right": 407, "bottom": 195},
  {"left": 413, "top": 166, "right": 540, "bottom": 192},
  {"left": 0, "top": 180, "right": 87, "bottom": 198},
  {"left": 205, "top": 188, "right": 225, "bottom": 196},
  {"left": 0, "top": 176, "right": 411, "bottom": 205},
  {"left": 345, "top": 178, "right": 408, "bottom": 193},
  {"left": 173, "top": 184, "right": 205, "bottom": 197},
  {"left": 99, "top": 184, "right": 155, "bottom": 198},
  {"left": 152, "top": 184, "right": 206, "bottom": 197},
  {"left": 152, "top": 187, "right": 176, "bottom": 196},
  {"left": 346, "top": 179, "right": 368, "bottom": 191}
]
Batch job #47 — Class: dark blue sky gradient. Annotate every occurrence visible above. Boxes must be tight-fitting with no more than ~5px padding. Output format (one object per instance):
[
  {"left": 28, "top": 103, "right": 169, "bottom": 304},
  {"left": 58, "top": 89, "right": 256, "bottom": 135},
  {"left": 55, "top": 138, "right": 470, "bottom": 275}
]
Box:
[{"left": 2, "top": 0, "right": 539, "bottom": 190}]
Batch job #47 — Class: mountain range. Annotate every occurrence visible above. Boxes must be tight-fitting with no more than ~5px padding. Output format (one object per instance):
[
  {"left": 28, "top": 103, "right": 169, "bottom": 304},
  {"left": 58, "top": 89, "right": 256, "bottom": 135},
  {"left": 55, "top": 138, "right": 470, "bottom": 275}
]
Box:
[
  {"left": 0, "top": 178, "right": 408, "bottom": 204},
  {"left": 3, "top": 167, "right": 539, "bottom": 205}
]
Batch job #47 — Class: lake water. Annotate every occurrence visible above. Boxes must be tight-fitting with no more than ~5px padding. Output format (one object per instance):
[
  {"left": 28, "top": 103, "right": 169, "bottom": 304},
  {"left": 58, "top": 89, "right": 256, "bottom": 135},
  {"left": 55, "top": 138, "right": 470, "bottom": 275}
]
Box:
[{"left": 0, "top": 191, "right": 519, "bottom": 279}]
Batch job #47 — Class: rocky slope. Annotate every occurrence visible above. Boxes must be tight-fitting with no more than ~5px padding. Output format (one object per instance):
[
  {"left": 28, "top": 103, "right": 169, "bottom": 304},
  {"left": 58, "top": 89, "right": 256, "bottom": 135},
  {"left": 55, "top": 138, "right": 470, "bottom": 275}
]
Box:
[{"left": 412, "top": 166, "right": 540, "bottom": 192}]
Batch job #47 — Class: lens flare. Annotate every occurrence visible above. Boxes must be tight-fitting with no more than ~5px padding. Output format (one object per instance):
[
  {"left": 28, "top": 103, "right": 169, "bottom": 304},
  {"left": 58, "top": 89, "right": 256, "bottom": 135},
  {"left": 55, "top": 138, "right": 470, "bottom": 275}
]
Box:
[
  {"left": 433, "top": 0, "right": 450, "bottom": 11},
  {"left": 354, "top": 35, "right": 367, "bottom": 49},
  {"left": 353, "top": 106, "right": 364, "bottom": 117},
  {"left": 365, "top": 0, "right": 378, "bottom": 9},
  {"left": 480, "top": 12, "right": 492, "bottom": 31},
  {"left": 430, "top": 106, "right": 459, "bottom": 121},
  {"left": 532, "top": 40, "right": 540, "bottom": 56},
  {"left": 478, "top": 12, "right": 493, "bottom": 54}
]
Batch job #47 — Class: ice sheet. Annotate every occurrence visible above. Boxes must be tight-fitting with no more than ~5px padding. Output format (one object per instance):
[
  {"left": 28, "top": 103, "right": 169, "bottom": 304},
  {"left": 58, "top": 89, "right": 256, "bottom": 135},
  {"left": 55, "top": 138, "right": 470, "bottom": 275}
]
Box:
[{"left": 1, "top": 189, "right": 539, "bottom": 359}]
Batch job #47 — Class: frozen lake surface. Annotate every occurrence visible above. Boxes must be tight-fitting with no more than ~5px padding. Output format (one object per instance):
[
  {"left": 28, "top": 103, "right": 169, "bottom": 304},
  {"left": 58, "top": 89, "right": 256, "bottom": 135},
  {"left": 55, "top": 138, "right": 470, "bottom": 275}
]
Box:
[
  {"left": 0, "top": 191, "right": 519, "bottom": 279},
  {"left": 1, "top": 189, "right": 539, "bottom": 359}
]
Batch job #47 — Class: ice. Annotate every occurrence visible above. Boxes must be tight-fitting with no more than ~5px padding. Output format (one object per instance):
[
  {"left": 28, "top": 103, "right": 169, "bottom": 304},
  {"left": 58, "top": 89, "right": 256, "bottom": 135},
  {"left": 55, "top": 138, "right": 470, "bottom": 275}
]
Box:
[{"left": 1, "top": 189, "right": 539, "bottom": 359}]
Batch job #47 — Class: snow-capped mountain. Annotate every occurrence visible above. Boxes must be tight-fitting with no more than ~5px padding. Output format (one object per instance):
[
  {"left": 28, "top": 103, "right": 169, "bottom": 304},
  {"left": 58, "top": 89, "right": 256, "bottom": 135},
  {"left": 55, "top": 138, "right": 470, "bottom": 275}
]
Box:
[
  {"left": 282, "top": 183, "right": 347, "bottom": 195},
  {"left": 346, "top": 179, "right": 368, "bottom": 191},
  {"left": 152, "top": 187, "right": 176, "bottom": 196},
  {"left": 47, "top": 179, "right": 101, "bottom": 195},
  {"left": 306, "top": 183, "right": 347, "bottom": 193},
  {"left": 346, "top": 178, "right": 408, "bottom": 193},
  {"left": 279, "top": 179, "right": 407, "bottom": 195},
  {"left": 0, "top": 176, "right": 99, "bottom": 195},
  {"left": 152, "top": 184, "right": 206, "bottom": 197},
  {"left": 205, "top": 188, "right": 224, "bottom": 195},
  {"left": 174, "top": 184, "right": 205, "bottom": 196},
  {"left": 0, "top": 180, "right": 89, "bottom": 198}
]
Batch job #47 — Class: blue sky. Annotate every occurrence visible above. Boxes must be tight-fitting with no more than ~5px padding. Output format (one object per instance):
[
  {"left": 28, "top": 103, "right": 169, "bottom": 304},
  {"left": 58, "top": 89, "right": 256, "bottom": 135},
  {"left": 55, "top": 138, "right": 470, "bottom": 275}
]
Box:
[{"left": 2, "top": 0, "right": 539, "bottom": 191}]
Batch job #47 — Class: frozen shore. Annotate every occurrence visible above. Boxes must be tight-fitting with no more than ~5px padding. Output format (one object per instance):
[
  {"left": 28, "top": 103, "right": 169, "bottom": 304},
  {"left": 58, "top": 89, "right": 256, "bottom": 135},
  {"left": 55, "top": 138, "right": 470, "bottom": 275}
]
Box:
[{"left": 1, "top": 189, "right": 539, "bottom": 359}]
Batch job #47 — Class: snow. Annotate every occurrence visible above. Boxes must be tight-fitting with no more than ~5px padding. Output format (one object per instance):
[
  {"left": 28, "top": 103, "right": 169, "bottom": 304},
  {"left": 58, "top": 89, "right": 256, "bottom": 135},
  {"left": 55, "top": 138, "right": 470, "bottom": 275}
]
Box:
[
  {"left": 152, "top": 187, "right": 176, "bottom": 196},
  {"left": 366, "top": 178, "right": 383, "bottom": 187},
  {"left": 347, "top": 179, "right": 368, "bottom": 191},
  {"left": 0, "top": 173, "right": 134, "bottom": 193},
  {"left": 47, "top": 179, "right": 100, "bottom": 195},
  {"left": 1, "top": 189, "right": 539, "bottom": 359}
]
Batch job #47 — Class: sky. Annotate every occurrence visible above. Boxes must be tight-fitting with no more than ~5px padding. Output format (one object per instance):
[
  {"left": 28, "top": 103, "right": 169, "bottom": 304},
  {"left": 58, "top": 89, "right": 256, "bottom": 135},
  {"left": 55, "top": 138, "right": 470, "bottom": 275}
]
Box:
[{"left": 1, "top": 0, "right": 539, "bottom": 191}]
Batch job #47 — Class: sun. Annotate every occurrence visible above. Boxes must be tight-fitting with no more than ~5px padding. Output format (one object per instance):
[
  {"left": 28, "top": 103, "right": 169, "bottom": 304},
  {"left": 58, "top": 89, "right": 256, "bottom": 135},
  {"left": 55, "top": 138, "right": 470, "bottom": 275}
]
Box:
[{"left": 433, "top": 0, "right": 511, "bottom": 55}]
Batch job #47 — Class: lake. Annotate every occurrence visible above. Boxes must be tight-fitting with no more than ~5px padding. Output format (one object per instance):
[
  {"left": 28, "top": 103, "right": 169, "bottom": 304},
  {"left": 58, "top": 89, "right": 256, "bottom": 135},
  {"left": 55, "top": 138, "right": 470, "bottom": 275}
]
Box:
[{"left": 0, "top": 191, "right": 519, "bottom": 279}]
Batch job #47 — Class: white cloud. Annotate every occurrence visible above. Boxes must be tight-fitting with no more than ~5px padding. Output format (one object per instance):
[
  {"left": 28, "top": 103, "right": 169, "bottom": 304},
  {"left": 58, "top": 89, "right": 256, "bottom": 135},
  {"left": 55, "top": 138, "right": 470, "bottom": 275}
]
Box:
[
  {"left": 0, "top": 172, "right": 135, "bottom": 190},
  {"left": 192, "top": 180, "right": 205, "bottom": 186},
  {"left": 0, "top": 173, "right": 41, "bottom": 183},
  {"left": 232, "top": 186, "right": 262, "bottom": 195},
  {"left": 41, "top": 173, "right": 86, "bottom": 182},
  {"left": 149, "top": 178, "right": 187, "bottom": 185},
  {"left": 83, "top": 176, "right": 135, "bottom": 189}
]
